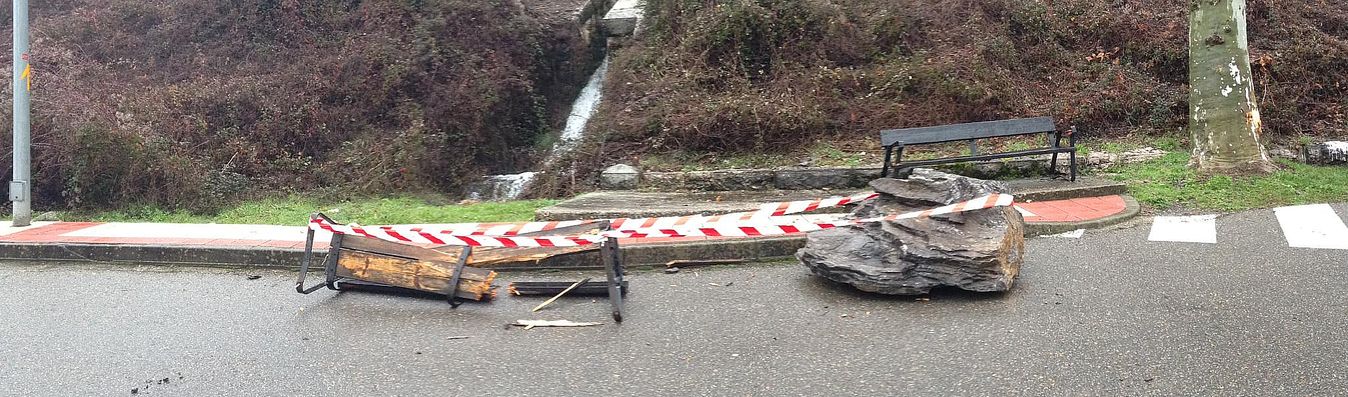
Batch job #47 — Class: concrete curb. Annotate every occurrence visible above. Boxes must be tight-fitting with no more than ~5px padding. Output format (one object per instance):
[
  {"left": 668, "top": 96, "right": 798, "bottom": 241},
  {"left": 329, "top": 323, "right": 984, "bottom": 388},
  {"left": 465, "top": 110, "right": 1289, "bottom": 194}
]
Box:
[
  {"left": 1023, "top": 195, "right": 1142, "bottom": 237},
  {"left": 492, "top": 236, "right": 806, "bottom": 271},
  {"left": 1012, "top": 181, "right": 1127, "bottom": 202},
  {"left": 0, "top": 238, "right": 809, "bottom": 272},
  {"left": 0, "top": 243, "right": 305, "bottom": 269}
]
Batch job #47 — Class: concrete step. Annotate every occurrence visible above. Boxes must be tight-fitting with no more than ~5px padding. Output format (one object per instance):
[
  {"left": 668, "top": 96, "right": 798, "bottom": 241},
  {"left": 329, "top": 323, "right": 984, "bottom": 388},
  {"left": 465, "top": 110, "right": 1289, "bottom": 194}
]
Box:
[
  {"left": 535, "top": 190, "right": 861, "bottom": 221},
  {"left": 610, "top": 165, "right": 1122, "bottom": 197},
  {"left": 1003, "top": 176, "right": 1126, "bottom": 202},
  {"left": 541, "top": 176, "right": 1124, "bottom": 220}
]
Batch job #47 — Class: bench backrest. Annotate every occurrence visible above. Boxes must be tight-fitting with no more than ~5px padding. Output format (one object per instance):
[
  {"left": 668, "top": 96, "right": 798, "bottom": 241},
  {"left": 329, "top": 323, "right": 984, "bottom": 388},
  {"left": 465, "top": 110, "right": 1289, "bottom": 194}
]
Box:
[{"left": 880, "top": 117, "right": 1056, "bottom": 147}]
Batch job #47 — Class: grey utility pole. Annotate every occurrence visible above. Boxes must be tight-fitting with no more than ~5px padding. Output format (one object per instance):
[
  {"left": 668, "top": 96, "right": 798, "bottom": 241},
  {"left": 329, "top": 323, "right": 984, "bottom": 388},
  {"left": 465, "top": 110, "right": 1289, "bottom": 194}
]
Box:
[{"left": 10, "top": 0, "right": 31, "bottom": 226}]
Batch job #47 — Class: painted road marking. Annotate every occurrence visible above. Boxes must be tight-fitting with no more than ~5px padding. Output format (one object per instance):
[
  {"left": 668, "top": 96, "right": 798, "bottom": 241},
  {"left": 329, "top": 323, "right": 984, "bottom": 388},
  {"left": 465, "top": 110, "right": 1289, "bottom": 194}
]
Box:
[
  {"left": 0, "top": 221, "right": 55, "bottom": 236},
  {"left": 1274, "top": 204, "right": 1348, "bottom": 250},
  {"left": 1148, "top": 215, "right": 1217, "bottom": 244},
  {"left": 1050, "top": 229, "right": 1085, "bottom": 239},
  {"left": 1015, "top": 206, "right": 1037, "bottom": 217}
]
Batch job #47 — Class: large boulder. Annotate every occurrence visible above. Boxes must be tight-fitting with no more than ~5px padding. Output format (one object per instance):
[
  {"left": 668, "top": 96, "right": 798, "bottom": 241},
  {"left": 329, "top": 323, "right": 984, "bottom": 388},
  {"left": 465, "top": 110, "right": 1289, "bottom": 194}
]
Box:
[
  {"left": 1305, "top": 141, "right": 1348, "bottom": 165},
  {"left": 797, "top": 169, "right": 1026, "bottom": 295}
]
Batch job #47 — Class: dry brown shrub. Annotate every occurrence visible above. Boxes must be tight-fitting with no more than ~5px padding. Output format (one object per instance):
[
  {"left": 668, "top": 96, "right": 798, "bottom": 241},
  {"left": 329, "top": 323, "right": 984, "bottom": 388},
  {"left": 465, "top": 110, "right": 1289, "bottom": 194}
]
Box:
[{"left": 592, "top": 0, "right": 1348, "bottom": 159}]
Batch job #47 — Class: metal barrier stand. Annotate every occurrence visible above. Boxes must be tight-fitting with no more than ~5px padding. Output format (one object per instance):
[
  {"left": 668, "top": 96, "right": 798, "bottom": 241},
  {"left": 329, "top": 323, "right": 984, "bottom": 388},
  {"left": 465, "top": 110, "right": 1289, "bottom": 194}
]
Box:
[
  {"left": 295, "top": 213, "right": 471, "bottom": 307},
  {"left": 602, "top": 235, "right": 627, "bottom": 322}
]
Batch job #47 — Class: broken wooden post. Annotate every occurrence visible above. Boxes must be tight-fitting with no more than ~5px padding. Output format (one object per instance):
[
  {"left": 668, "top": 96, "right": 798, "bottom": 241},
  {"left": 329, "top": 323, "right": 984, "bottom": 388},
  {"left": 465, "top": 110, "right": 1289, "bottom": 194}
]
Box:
[
  {"left": 296, "top": 213, "right": 499, "bottom": 304},
  {"left": 335, "top": 246, "right": 498, "bottom": 301}
]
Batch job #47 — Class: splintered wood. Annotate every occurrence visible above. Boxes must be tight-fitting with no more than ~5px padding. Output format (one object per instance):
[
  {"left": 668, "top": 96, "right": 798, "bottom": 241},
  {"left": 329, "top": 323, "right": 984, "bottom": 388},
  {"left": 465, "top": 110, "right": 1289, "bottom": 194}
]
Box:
[
  {"left": 507, "top": 281, "right": 625, "bottom": 296},
  {"left": 340, "top": 231, "right": 595, "bottom": 270},
  {"left": 512, "top": 320, "right": 602, "bottom": 330},
  {"left": 336, "top": 236, "right": 498, "bottom": 301},
  {"left": 336, "top": 250, "right": 497, "bottom": 300}
]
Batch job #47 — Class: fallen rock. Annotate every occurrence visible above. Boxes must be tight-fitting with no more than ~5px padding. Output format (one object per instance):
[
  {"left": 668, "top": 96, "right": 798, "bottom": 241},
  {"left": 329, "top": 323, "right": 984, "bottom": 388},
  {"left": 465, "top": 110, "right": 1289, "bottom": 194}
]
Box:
[
  {"left": 1305, "top": 141, "right": 1348, "bottom": 165},
  {"left": 1085, "top": 147, "right": 1167, "bottom": 168},
  {"left": 683, "top": 169, "right": 775, "bottom": 191},
  {"left": 773, "top": 168, "right": 875, "bottom": 190},
  {"left": 600, "top": 164, "right": 641, "bottom": 190},
  {"left": 1268, "top": 147, "right": 1299, "bottom": 161},
  {"left": 797, "top": 169, "right": 1026, "bottom": 295}
]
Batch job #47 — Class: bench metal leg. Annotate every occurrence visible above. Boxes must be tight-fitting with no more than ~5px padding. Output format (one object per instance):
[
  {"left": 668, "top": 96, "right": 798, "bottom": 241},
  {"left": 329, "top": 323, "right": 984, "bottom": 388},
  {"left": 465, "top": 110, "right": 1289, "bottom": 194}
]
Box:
[
  {"left": 445, "top": 246, "right": 471, "bottom": 308},
  {"left": 881, "top": 145, "right": 908, "bottom": 179},
  {"left": 1049, "top": 132, "right": 1062, "bottom": 175},
  {"left": 1069, "top": 150, "right": 1078, "bottom": 182},
  {"left": 603, "top": 237, "right": 626, "bottom": 323},
  {"left": 1068, "top": 126, "right": 1079, "bottom": 182},
  {"left": 894, "top": 146, "right": 907, "bottom": 178},
  {"left": 295, "top": 223, "right": 325, "bottom": 294},
  {"left": 297, "top": 214, "right": 343, "bottom": 294},
  {"left": 881, "top": 146, "right": 894, "bottom": 178}
]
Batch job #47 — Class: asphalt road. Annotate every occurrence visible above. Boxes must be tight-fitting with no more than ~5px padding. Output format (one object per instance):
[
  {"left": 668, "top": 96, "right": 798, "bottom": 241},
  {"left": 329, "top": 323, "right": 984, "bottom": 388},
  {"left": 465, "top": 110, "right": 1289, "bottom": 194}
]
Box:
[{"left": 2, "top": 205, "right": 1348, "bottom": 396}]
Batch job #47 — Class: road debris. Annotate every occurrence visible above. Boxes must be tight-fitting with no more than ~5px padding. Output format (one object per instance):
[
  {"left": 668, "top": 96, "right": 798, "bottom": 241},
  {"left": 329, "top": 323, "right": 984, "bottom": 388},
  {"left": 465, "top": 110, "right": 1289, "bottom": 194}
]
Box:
[
  {"left": 508, "top": 279, "right": 625, "bottom": 296},
  {"left": 531, "top": 278, "right": 591, "bottom": 312},
  {"left": 512, "top": 319, "right": 603, "bottom": 330},
  {"left": 664, "top": 267, "right": 680, "bottom": 274}
]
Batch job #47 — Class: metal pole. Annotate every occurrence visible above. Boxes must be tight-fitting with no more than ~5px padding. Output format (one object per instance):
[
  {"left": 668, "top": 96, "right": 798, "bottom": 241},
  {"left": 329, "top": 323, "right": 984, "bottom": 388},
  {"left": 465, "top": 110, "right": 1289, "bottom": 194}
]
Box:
[{"left": 11, "top": 0, "right": 31, "bottom": 226}]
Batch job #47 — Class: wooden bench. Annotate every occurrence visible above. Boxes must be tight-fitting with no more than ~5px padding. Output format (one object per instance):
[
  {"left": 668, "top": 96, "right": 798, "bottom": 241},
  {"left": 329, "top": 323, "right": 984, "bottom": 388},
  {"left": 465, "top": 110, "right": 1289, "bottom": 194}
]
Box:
[{"left": 880, "top": 117, "right": 1079, "bottom": 181}]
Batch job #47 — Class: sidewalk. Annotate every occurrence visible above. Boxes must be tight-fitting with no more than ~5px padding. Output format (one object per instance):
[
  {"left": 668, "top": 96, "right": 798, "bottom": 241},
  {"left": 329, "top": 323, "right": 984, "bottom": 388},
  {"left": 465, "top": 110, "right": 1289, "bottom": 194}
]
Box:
[{"left": 0, "top": 195, "right": 1136, "bottom": 268}]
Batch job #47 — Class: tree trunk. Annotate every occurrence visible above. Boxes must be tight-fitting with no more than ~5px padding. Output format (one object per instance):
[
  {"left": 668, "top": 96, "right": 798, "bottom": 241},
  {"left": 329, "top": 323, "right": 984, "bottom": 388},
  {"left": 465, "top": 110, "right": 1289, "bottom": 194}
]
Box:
[{"left": 1188, "top": 0, "right": 1274, "bottom": 173}]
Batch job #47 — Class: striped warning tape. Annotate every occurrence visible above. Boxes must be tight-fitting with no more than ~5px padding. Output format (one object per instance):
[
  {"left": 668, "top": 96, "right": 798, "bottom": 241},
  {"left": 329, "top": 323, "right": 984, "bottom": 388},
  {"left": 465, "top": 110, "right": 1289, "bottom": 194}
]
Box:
[
  {"left": 445, "top": 220, "right": 595, "bottom": 237},
  {"left": 309, "top": 194, "right": 1015, "bottom": 248},
  {"left": 607, "top": 192, "right": 879, "bottom": 231},
  {"left": 328, "top": 191, "right": 880, "bottom": 237}
]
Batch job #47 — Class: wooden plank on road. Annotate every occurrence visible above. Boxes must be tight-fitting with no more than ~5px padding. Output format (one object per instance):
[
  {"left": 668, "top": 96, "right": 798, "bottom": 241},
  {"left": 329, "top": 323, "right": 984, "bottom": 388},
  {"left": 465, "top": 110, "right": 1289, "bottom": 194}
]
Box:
[{"left": 335, "top": 249, "right": 497, "bottom": 300}]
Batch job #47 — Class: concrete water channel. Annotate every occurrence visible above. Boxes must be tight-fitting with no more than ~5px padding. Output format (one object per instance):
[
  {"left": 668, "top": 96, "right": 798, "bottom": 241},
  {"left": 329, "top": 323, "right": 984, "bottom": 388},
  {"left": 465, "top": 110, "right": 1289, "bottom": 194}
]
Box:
[{"left": 469, "top": 0, "right": 642, "bottom": 201}]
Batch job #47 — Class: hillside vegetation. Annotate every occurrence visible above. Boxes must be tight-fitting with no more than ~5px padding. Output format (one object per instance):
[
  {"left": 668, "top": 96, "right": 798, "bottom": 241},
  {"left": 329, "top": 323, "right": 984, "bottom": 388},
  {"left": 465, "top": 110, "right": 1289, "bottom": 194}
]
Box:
[
  {"left": 592, "top": 0, "right": 1347, "bottom": 159},
  {"left": 2, "top": 0, "right": 597, "bottom": 211}
]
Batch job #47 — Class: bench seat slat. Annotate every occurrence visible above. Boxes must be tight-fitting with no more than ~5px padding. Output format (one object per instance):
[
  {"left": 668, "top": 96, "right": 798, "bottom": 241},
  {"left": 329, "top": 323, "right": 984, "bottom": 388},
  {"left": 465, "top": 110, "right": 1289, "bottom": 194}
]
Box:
[
  {"left": 880, "top": 117, "right": 1057, "bottom": 146},
  {"left": 895, "top": 147, "right": 1073, "bottom": 168}
]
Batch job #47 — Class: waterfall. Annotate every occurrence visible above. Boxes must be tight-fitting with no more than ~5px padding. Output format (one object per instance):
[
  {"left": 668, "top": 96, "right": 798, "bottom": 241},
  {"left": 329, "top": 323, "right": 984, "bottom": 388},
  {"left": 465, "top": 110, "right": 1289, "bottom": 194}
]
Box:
[
  {"left": 466, "top": 172, "right": 537, "bottom": 202},
  {"left": 551, "top": 56, "right": 610, "bottom": 157},
  {"left": 468, "top": 55, "right": 610, "bottom": 201}
]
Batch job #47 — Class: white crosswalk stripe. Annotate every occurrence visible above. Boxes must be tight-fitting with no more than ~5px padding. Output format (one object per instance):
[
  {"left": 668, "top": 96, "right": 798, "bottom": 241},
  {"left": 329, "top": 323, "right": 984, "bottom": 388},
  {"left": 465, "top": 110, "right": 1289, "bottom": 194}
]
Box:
[
  {"left": 1148, "top": 215, "right": 1218, "bottom": 244},
  {"left": 1274, "top": 204, "right": 1348, "bottom": 250}
]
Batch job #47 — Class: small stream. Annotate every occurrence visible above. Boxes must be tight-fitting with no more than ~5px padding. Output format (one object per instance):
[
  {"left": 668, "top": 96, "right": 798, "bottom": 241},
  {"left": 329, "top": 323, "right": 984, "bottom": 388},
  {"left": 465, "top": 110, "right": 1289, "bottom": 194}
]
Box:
[{"left": 468, "top": 55, "right": 610, "bottom": 201}]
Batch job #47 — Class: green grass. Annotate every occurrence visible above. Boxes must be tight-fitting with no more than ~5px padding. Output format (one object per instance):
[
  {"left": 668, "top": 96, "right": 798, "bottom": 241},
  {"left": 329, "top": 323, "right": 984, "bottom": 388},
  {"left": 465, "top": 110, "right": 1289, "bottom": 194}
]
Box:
[
  {"left": 808, "top": 143, "right": 869, "bottom": 167},
  {"left": 638, "top": 142, "right": 876, "bottom": 171},
  {"left": 1110, "top": 152, "right": 1348, "bottom": 211},
  {"left": 67, "top": 196, "right": 559, "bottom": 226}
]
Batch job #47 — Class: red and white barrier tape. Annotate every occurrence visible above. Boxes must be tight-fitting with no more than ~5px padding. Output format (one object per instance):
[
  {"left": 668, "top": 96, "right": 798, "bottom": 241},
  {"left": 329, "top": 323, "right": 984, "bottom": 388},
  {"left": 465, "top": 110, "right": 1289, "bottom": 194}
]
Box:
[
  {"left": 446, "top": 220, "right": 596, "bottom": 236},
  {"left": 607, "top": 192, "right": 878, "bottom": 231},
  {"left": 328, "top": 191, "right": 880, "bottom": 237},
  {"left": 310, "top": 194, "right": 1015, "bottom": 248}
]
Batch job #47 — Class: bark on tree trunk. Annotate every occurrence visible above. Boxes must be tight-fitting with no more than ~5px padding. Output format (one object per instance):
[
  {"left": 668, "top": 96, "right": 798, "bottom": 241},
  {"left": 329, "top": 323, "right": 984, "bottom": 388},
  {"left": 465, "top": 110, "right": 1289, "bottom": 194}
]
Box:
[{"left": 1189, "top": 0, "right": 1274, "bottom": 173}]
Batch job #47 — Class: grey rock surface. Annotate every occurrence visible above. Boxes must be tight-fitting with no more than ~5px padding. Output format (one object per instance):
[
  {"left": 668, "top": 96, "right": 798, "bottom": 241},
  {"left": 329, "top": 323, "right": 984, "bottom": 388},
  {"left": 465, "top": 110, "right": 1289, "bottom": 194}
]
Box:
[
  {"left": 798, "top": 169, "right": 1026, "bottom": 295},
  {"left": 1305, "top": 141, "right": 1348, "bottom": 165},
  {"left": 773, "top": 168, "right": 876, "bottom": 190},
  {"left": 600, "top": 163, "right": 640, "bottom": 190},
  {"left": 1084, "top": 147, "right": 1167, "bottom": 168},
  {"left": 675, "top": 170, "right": 775, "bottom": 191},
  {"left": 33, "top": 211, "right": 61, "bottom": 222}
]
